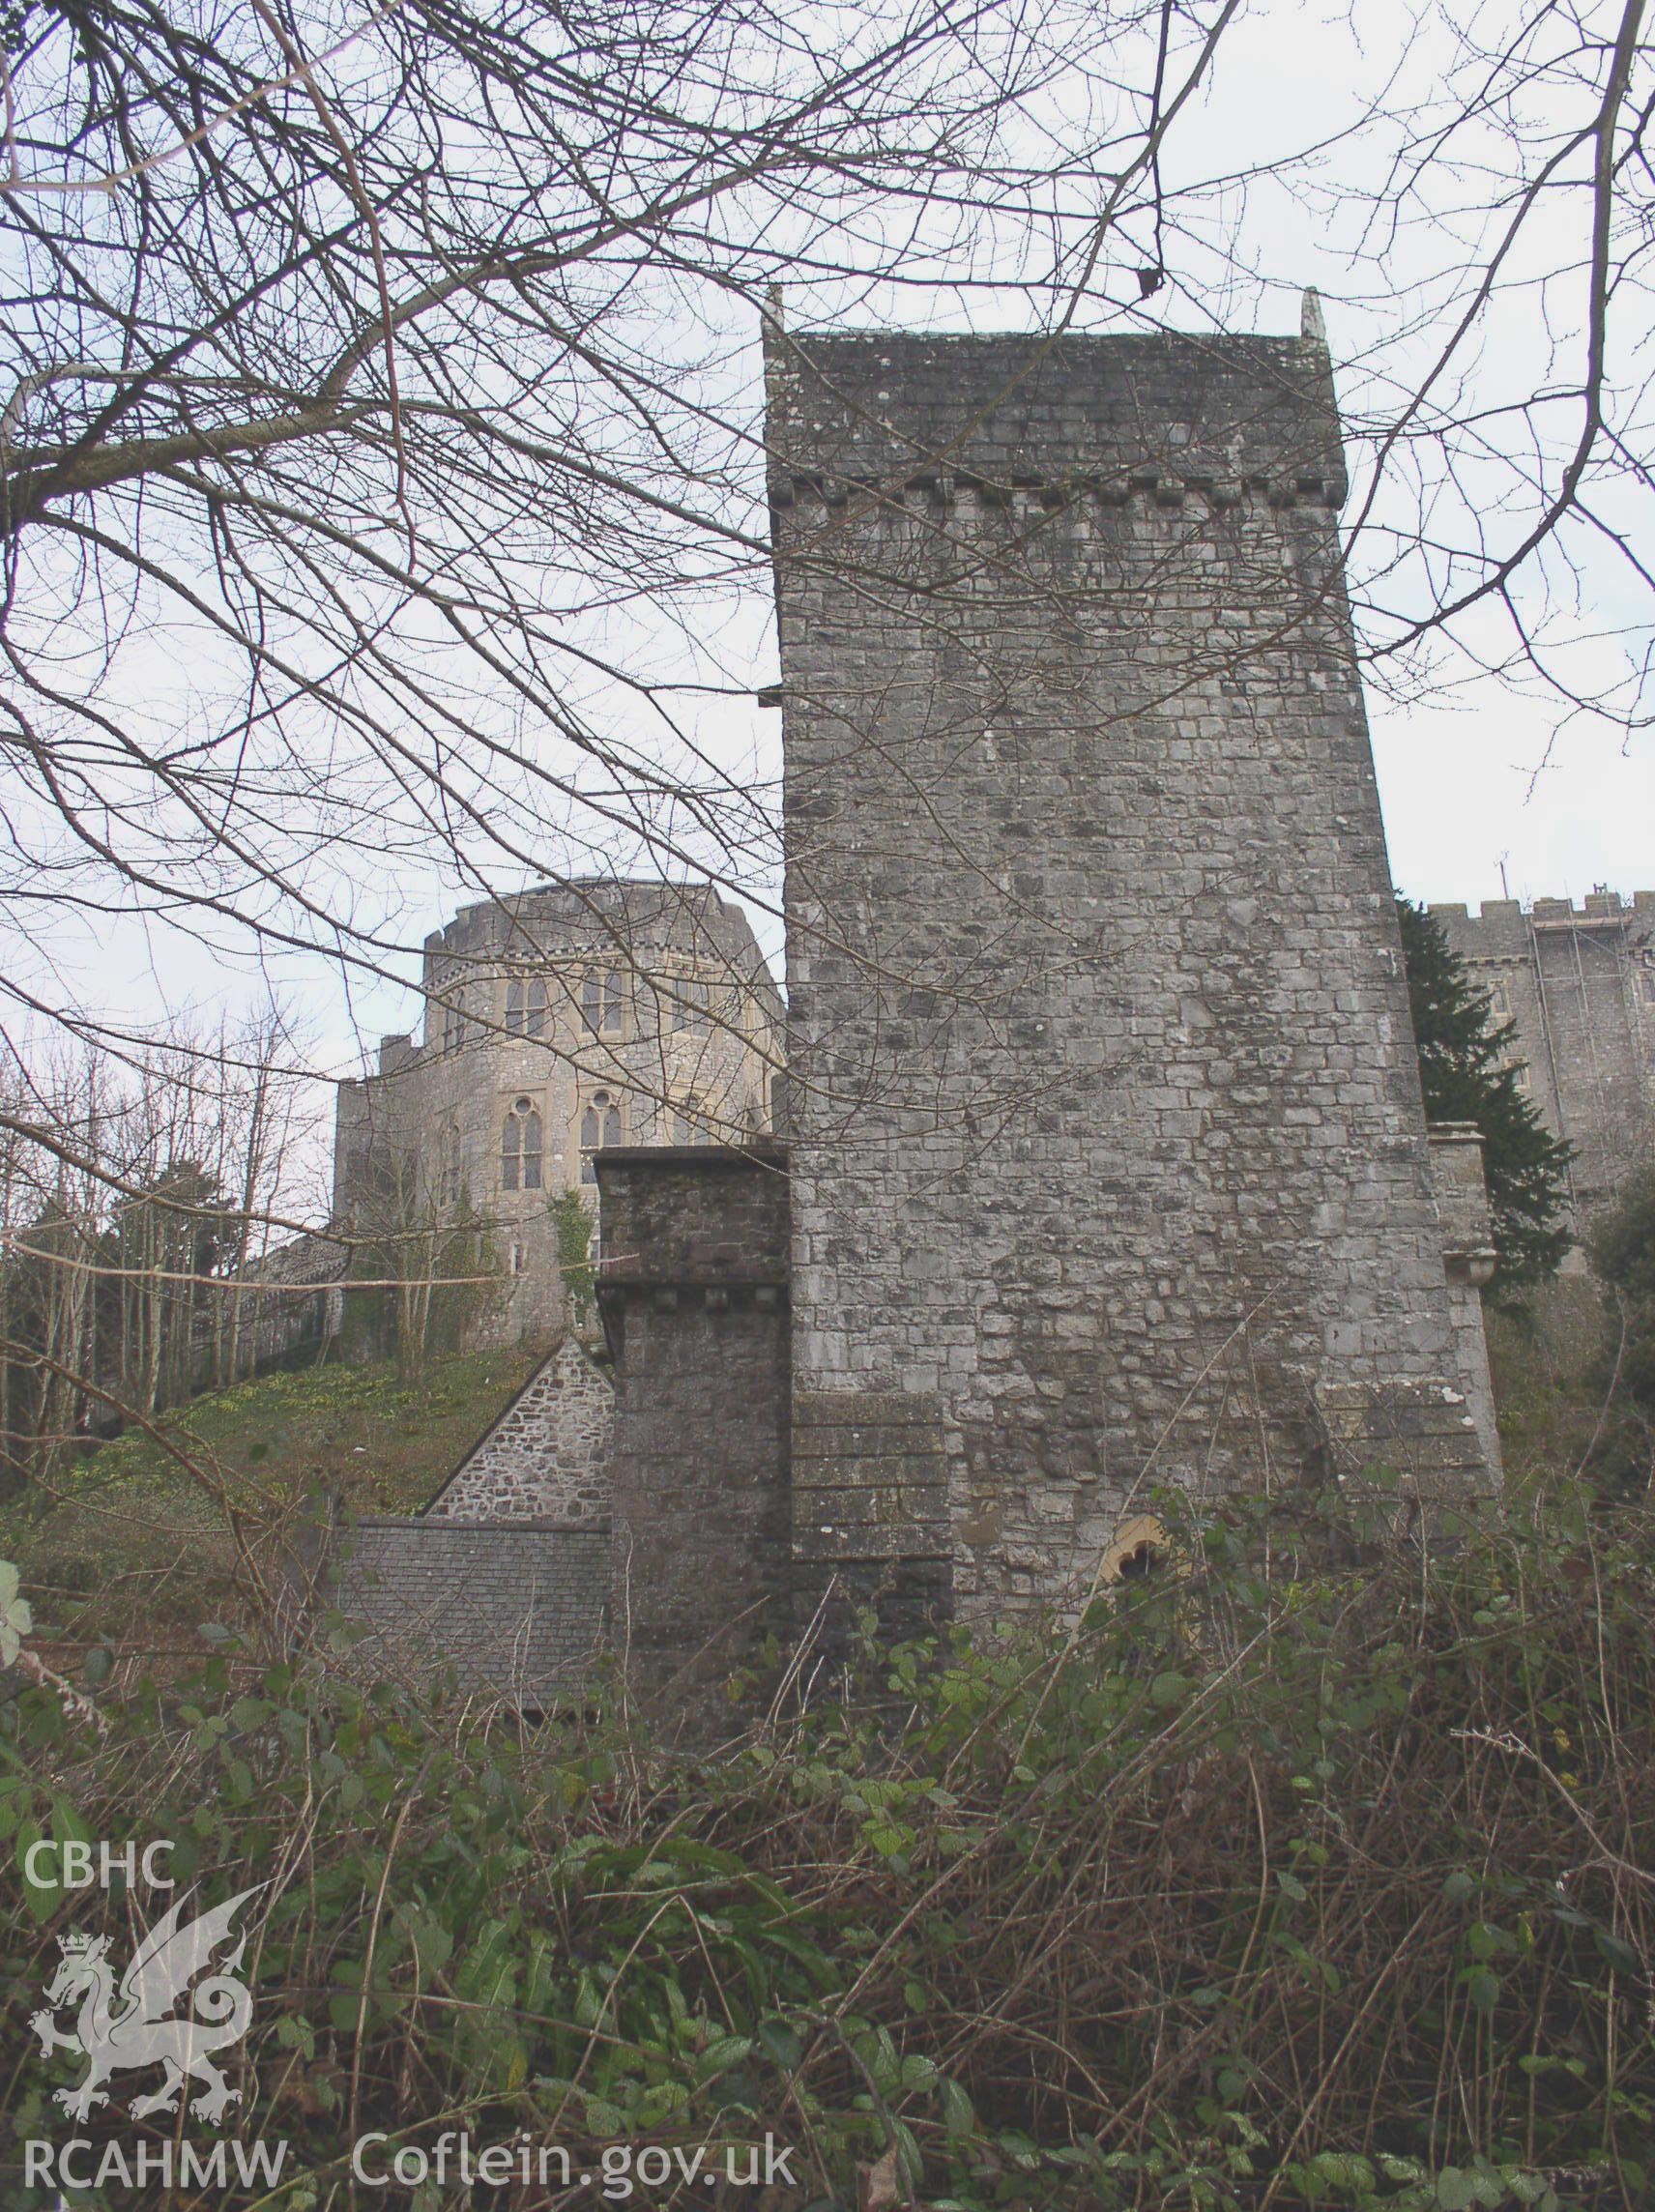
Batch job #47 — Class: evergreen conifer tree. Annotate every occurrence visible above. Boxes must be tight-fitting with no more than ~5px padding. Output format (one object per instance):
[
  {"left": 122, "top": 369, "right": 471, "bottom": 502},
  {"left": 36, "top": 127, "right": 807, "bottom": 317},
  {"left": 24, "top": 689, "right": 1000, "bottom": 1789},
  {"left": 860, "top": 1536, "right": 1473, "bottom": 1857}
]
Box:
[{"left": 1395, "top": 895, "right": 1574, "bottom": 1288}]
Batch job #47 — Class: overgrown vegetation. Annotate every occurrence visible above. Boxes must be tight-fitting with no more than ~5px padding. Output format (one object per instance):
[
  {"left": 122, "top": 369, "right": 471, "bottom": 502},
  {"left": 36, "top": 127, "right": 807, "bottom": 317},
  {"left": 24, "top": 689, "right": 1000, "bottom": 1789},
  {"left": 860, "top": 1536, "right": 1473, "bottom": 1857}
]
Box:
[
  {"left": 1482, "top": 1280, "right": 1624, "bottom": 1498},
  {"left": 0, "top": 1011, "right": 312, "bottom": 1498},
  {"left": 552, "top": 1190, "right": 597, "bottom": 1326},
  {"left": 1584, "top": 1164, "right": 1655, "bottom": 1500},
  {"left": 0, "top": 1349, "right": 544, "bottom": 1647},
  {"left": 1, "top": 1485, "right": 1650, "bottom": 2209},
  {"left": 1481, "top": 1173, "right": 1655, "bottom": 1507},
  {"left": 339, "top": 1175, "right": 507, "bottom": 1381}
]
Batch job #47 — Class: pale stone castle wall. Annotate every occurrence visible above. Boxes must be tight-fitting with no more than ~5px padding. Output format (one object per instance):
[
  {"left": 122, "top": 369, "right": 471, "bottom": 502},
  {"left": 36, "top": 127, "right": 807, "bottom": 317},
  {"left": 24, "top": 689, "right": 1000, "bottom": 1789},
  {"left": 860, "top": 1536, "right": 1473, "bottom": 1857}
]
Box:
[
  {"left": 1429, "top": 893, "right": 1655, "bottom": 1230},
  {"left": 333, "top": 880, "right": 782, "bottom": 1345}
]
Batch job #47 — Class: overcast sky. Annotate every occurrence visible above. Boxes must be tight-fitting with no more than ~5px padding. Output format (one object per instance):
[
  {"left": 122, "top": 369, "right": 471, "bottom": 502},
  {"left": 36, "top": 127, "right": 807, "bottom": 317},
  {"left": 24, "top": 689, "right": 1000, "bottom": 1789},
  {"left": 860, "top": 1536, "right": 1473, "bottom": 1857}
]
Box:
[{"left": 8, "top": 0, "right": 1650, "bottom": 1095}]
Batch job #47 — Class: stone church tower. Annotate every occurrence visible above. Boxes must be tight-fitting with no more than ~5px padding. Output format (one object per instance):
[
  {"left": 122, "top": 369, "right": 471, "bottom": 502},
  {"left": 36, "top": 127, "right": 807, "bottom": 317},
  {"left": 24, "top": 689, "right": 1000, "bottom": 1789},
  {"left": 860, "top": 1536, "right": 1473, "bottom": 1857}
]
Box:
[{"left": 766, "top": 309, "right": 1491, "bottom": 1624}]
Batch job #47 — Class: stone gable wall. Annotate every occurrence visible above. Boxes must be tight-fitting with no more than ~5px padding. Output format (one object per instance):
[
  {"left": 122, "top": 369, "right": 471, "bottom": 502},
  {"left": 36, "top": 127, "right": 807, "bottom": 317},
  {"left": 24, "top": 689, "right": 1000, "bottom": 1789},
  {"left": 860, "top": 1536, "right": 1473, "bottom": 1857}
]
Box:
[{"left": 426, "top": 1335, "right": 614, "bottom": 1522}]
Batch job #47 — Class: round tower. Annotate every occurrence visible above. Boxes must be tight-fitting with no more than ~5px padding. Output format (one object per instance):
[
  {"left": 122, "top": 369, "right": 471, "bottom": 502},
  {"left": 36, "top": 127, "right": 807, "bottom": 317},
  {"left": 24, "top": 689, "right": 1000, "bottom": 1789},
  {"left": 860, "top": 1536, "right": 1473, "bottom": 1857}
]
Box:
[{"left": 334, "top": 879, "right": 782, "bottom": 1347}]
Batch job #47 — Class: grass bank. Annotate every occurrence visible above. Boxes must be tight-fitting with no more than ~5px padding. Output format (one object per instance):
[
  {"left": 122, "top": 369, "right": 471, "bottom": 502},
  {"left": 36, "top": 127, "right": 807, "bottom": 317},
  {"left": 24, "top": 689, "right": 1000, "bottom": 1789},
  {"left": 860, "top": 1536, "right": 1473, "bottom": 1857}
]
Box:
[{"left": 0, "top": 1346, "right": 546, "bottom": 1647}]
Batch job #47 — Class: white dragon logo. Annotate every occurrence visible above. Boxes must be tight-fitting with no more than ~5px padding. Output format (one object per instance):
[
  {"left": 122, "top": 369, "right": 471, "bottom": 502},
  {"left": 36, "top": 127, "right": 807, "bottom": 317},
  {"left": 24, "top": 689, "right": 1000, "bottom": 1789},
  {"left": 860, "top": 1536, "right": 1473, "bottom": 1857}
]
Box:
[{"left": 28, "top": 1883, "right": 265, "bottom": 2124}]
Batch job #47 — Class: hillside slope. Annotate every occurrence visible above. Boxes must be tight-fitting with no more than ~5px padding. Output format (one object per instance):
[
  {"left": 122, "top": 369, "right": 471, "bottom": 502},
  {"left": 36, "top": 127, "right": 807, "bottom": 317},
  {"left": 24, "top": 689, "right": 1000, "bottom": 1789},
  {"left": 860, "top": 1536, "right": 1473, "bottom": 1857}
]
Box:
[{"left": 0, "top": 1344, "right": 548, "bottom": 1646}]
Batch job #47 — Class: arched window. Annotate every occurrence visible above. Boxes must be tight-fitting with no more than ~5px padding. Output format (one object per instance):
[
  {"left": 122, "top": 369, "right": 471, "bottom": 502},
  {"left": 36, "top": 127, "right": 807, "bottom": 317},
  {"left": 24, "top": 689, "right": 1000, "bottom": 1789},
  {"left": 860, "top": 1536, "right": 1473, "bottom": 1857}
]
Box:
[
  {"left": 502, "top": 1096, "right": 542, "bottom": 1191},
  {"left": 506, "top": 978, "right": 548, "bottom": 1036},
  {"left": 675, "top": 977, "right": 711, "bottom": 1033},
  {"left": 1101, "top": 1514, "right": 1172, "bottom": 1586},
  {"left": 582, "top": 972, "right": 624, "bottom": 1034},
  {"left": 436, "top": 1118, "right": 461, "bottom": 1208},
  {"left": 580, "top": 1090, "right": 623, "bottom": 1182}
]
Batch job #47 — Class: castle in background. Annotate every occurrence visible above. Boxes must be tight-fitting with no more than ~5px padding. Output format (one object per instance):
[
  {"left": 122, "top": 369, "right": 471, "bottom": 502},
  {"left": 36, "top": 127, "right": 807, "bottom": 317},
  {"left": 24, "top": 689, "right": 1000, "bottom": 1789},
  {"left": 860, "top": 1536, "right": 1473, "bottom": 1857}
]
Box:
[
  {"left": 264, "top": 878, "right": 1654, "bottom": 1382},
  {"left": 1429, "top": 892, "right": 1655, "bottom": 1237},
  {"left": 331, "top": 880, "right": 782, "bottom": 1344}
]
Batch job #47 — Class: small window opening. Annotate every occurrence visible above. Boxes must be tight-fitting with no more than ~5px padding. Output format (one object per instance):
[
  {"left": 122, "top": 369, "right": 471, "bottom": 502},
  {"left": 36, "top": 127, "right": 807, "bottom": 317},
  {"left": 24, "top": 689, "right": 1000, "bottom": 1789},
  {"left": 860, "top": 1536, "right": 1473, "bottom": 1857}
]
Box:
[{"left": 502, "top": 1096, "right": 543, "bottom": 1192}]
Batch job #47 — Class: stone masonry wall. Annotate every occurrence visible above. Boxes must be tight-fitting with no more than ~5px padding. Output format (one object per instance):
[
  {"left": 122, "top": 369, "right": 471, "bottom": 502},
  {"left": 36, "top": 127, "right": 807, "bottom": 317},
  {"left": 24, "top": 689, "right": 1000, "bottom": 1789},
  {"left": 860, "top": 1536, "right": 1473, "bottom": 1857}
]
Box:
[
  {"left": 334, "top": 880, "right": 783, "bottom": 1349},
  {"left": 426, "top": 1336, "right": 614, "bottom": 1522},
  {"left": 196, "top": 1230, "right": 346, "bottom": 1388},
  {"left": 792, "top": 1390, "right": 952, "bottom": 1652},
  {"left": 768, "top": 320, "right": 1489, "bottom": 1618},
  {"left": 1426, "top": 1123, "right": 1501, "bottom": 1479},
  {"left": 595, "top": 1148, "right": 792, "bottom": 1721},
  {"left": 1430, "top": 893, "right": 1655, "bottom": 1226}
]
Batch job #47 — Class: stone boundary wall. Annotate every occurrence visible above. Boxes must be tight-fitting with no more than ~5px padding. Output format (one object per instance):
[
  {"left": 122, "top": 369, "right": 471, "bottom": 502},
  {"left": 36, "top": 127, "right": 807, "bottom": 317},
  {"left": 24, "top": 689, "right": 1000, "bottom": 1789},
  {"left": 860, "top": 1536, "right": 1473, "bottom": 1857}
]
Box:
[
  {"left": 206, "top": 1231, "right": 347, "bottom": 1380},
  {"left": 335, "top": 1518, "right": 608, "bottom": 1706}
]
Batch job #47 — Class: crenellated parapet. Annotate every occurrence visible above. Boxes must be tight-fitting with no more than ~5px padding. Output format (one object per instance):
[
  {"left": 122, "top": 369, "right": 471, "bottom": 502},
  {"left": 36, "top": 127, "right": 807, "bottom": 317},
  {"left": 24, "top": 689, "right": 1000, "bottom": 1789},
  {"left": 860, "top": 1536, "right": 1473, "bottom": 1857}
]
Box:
[
  {"left": 1430, "top": 891, "right": 1655, "bottom": 924},
  {"left": 769, "top": 467, "right": 1349, "bottom": 517},
  {"left": 764, "top": 329, "right": 1347, "bottom": 506},
  {"left": 1429, "top": 892, "right": 1655, "bottom": 1227}
]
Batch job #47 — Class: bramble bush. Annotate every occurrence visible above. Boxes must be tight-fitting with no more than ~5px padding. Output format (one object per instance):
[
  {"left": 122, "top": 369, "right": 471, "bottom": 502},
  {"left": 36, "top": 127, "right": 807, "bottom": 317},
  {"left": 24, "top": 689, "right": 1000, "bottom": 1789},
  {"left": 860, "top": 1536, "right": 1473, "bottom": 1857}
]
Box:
[{"left": 0, "top": 1482, "right": 1651, "bottom": 2209}]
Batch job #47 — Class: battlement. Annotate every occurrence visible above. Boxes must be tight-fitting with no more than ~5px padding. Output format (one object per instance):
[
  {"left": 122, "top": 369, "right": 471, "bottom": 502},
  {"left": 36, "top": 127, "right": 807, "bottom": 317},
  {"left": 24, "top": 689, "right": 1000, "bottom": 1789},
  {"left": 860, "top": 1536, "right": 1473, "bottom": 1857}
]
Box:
[
  {"left": 1429, "top": 892, "right": 1655, "bottom": 926},
  {"left": 770, "top": 469, "right": 1347, "bottom": 516},
  {"left": 422, "top": 879, "right": 770, "bottom": 974},
  {"left": 765, "top": 328, "right": 1349, "bottom": 514}
]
